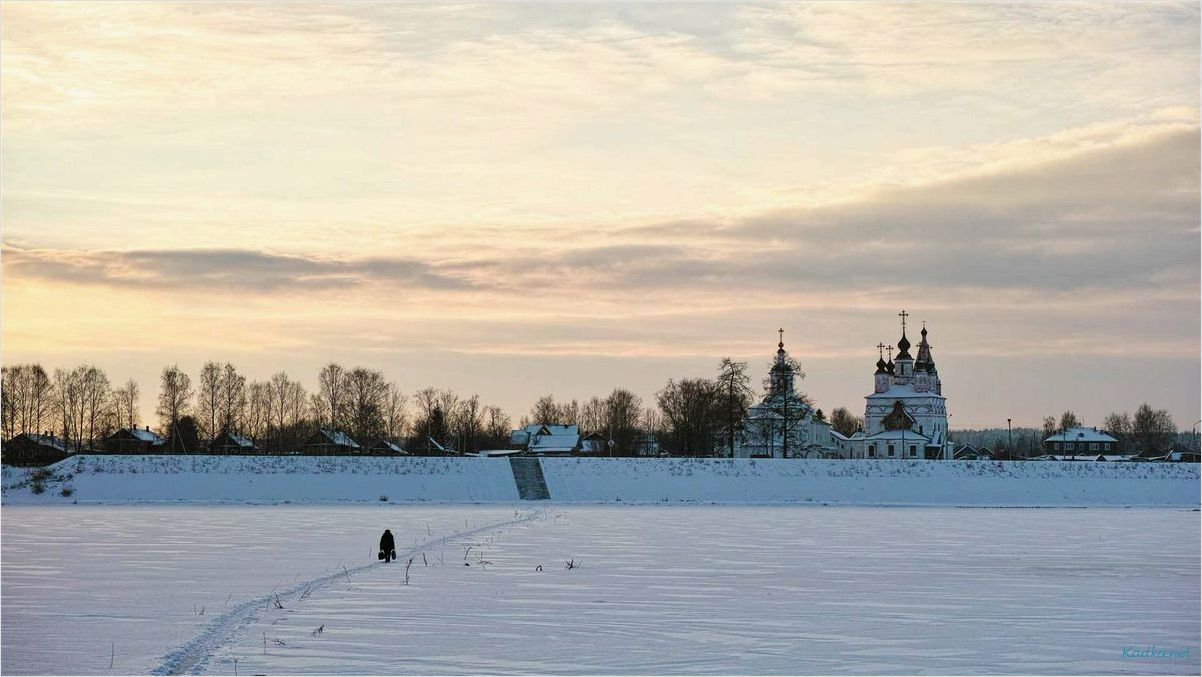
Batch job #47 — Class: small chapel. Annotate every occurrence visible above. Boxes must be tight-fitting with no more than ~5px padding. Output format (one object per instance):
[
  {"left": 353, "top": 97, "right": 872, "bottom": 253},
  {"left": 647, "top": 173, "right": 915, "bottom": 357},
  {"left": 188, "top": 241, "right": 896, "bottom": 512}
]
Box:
[
  {"left": 831, "top": 311, "right": 954, "bottom": 460},
  {"left": 731, "top": 330, "right": 835, "bottom": 459}
]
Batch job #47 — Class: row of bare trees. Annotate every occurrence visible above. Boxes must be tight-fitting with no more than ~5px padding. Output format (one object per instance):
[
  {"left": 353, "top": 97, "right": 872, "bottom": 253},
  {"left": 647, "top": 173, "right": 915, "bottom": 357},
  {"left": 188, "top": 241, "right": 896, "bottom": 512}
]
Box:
[{"left": 2, "top": 364, "right": 140, "bottom": 452}]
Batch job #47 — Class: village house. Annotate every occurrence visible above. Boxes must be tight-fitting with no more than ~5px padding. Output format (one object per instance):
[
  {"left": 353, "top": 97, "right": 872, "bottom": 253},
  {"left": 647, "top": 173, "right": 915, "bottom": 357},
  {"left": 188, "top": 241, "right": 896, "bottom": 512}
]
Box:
[
  {"left": 304, "top": 429, "right": 361, "bottom": 455},
  {"left": 367, "top": 439, "right": 407, "bottom": 456},
  {"left": 2, "top": 432, "right": 70, "bottom": 467},
  {"left": 509, "top": 424, "right": 583, "bottom": 455},
  {"left": 104, "top": 427, "right": 166, "bottom": 454},
  {"left": 953, "top": 444, "right": 993, "bottom": 460},
  {"left": 1042, "top": 427, "right": 1118, "bottom": 457},
  {"left": 208, "top": 431, "right": 258, "bottom": 455}
]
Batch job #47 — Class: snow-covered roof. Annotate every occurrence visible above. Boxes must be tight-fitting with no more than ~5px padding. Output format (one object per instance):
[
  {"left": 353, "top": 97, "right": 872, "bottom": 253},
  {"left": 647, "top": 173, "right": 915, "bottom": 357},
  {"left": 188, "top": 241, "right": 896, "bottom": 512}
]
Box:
[
  {"left": 11, "top": 433, "right": 68, "bottom": 451},
  {"left": 1047, "top": 454, "right": 1129, "bottom": 462},
  {"left": 1043, "top": 427, "right": 1117, "bottom": 444},
  {"left": 526, "top": 424, "right": 579, "bottom": 437},
  {"left": 954, "top": 450, "right": 993, "bottom": 460},
  {"left": 371, "top": 439, "right": 405, "bottom": 453},
  {"left": 214, "top": 432, "right": 255, "bottom": 448},
  {"left": 312, "top": 429, "right": 360, "bottom": 448},
  {"left": 861, "top": 429, "right": 932, "bottom": 444},
  {"left": 509, "top": 430, "right": 531, "bottom": 446},
  {"left": 529, "top": 433, "right": 579, "bottom": 453},
  {"left": 123, "top": 427, "right": 165, "bottom": 444}
]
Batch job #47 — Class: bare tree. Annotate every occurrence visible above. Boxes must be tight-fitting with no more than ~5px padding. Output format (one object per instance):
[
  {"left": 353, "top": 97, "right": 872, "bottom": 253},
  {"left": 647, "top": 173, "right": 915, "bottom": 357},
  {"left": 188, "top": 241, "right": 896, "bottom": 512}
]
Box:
[
  {"left": 454, "top": 395, "right": 484, "bottom": 453},
  {"left": 267, "top": 372, "right": 308, "bottom": 452},
  {"left": 1041, "top": 416, "right": 1057, "bottom": 441},
  {"left": 218, "top": 363, "right": 247, "bottom": 434},
  {"left": 830, "top": 407, "right": 864, "bottom": 437},
  {"left": 656, "top": 378, "right": 721, "bottom": 456},
  {"left": 1132, "top": 403, "right": 1176, "bottom": 455},
  {"left": 530, "top": 395, "right": 560, "bottom": 424},
  {"left": 53, "top": 367, "right": 83, "bottom": 451},
  {"left": 604, "top": 388, "right": 643, "bottom": 456},
  {"left": 1102, "top": 411, "right": 1132, "bottom": 452},
  {"left": 345, "top": 367, "right": 388, "bottom": 441},
  {"left": 80, "top": 366, "right": 113, "bottom": 450},
  {"left": 157, "top": 365, "right": 194, "bottom": 453},
  {"left": 2, "top": 364, "right": 54, "bottom": 439},
  {"left": 483, "top": 405, "right": 511, "bottom": 448},
  {"left": 579, "top": 397, "right": 606, "bottom": 434},
  {"left": 244, "top": 380, "right": 272, "bottom": 444},
  {"left": 1059, "top": 410, "right": 1081, "bottom": 430},
  {"left": 197, "top": 362, "right": 223, "bottom": 442},
  {"left": 715, "top": 358, "right": 753, "bottom": 457},
  {"left": 111, "top": 378, "right": 140, "bottom": 430},
  {"left": 382, "top": 383, "right": 408, "bottom": 441},
  {"left": 1, "top": 366, "right": 13, "bottom": 440},
  {"left": 316, "top": 363, "right": 348, "bottom": 432},
  {"left": 411, "top": 387, "right": 455, "bottom": 453}
]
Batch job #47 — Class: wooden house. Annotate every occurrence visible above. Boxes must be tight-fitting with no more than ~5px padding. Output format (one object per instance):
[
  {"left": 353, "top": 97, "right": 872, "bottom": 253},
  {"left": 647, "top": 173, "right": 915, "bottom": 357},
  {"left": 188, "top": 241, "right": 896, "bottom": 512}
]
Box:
[
  {"left": 3, "top": 433, "right": 70, "bottom": 467},
  {"left": 304, "top": 429, "right": 361, "bottom": 455},
  {"left": 209, "top": 431, "right": 258, "bottom": 455},
  {"left": 367, "top": 439, "right": 406, "bottom": 456},
  {"left": 104, "top": 427, "right": 166, "bottom": 454}
]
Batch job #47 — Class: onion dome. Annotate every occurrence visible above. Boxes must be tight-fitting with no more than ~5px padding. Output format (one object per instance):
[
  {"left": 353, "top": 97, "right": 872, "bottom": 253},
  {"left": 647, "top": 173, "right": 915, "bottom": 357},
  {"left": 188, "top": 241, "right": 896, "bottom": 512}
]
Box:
[
  {"left": 875, "top": 356, "right": 888, "bottom": 375},
  {"left": 915, "top": 323, "right": 935, "bottom": 371},
  {"left": 895, "top": 331, "right": 912, "bottom": 361}
]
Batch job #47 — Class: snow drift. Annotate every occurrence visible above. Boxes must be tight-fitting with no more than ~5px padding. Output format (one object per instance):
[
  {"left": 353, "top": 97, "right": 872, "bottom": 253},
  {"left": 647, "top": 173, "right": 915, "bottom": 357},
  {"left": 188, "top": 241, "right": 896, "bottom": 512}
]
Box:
[{"left": 3, "top": 455, "right": 1197, "bottom": 506}]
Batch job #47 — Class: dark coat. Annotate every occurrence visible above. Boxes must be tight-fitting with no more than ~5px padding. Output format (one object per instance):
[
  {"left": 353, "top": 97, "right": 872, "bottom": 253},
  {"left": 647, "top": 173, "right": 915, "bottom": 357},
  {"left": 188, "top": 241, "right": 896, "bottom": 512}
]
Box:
[{"left": 379, "top": 529, "right": 395, "bottom": 554}]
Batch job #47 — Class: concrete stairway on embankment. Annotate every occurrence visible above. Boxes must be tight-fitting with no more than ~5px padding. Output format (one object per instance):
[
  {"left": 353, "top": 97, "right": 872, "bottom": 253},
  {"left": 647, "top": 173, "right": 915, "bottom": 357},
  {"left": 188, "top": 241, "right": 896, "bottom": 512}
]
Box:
[{"left": 508, "top": 457, "right": 551, "bottom": 500}]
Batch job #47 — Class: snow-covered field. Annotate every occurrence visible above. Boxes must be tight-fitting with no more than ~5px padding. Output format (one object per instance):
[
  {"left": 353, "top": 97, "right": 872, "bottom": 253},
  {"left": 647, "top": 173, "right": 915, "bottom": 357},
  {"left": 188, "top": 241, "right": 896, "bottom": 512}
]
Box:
[
  {"left": 2, "top": 505, "right": 1198, "bottom": 675},
  {"left": 4, "top": 455, "right": 1198, "bottom": 507}
]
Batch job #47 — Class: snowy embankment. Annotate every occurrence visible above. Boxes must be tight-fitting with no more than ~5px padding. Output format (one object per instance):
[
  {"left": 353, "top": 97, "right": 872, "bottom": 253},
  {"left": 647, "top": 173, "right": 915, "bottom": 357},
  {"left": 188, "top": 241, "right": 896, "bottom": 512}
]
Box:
[
  {"left": 1, "top": 456, "right": 520, "bottom": 504},
  {"left": 3, "top": 455, "right": 1198, "bottom": 506}
]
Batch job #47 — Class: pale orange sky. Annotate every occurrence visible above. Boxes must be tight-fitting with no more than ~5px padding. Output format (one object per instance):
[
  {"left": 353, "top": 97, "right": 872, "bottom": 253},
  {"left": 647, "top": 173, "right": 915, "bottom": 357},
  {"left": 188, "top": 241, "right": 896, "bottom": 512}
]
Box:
[{"left": 2, "top": 2, "right": 1199, "bottom": 428}]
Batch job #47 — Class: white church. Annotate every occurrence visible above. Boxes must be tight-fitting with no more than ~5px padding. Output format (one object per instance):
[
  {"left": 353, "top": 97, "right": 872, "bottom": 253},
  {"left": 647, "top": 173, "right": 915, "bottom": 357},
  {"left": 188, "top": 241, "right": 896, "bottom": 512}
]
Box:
[
  {"left": 831, "top": 312, "right": 954, "bottom": 460},
  {"left": 731, "top": 331, "right": 836, "bottom": 458}
]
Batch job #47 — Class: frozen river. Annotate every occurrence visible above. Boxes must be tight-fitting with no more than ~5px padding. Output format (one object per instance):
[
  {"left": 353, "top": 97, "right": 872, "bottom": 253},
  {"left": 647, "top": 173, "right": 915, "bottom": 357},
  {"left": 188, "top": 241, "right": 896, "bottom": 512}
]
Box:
[{"left": 2, "top": 505, "right": 1198, "bottom": 675}]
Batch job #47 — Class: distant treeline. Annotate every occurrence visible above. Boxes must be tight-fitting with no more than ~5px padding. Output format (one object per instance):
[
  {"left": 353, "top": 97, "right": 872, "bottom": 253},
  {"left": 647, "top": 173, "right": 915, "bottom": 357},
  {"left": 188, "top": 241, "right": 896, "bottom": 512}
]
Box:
[
  {"left": 2, "top": 361, "right": 1189, "bottom": 457},
  {"left": 954, "top": 407, "right": 1189, "bottom": 456}
]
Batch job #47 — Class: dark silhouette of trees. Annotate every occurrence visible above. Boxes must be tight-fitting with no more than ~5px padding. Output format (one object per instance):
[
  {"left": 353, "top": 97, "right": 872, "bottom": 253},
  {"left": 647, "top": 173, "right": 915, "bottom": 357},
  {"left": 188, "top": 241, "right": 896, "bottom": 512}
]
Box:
[
  {"left": 167, "top": 415, "right": 201, "bottom": 454},
  {"left": 157, "top": 365, "right": 193, "bottom": 453},
  {"left": 2, "top": 364, "right": 54, "bottom": 440},
  {"left": 657, "top": 378, "right": 722, "bottom": 456},
  {"left": 715, "top": 358, "right": 753, "bottom": 458},
  {"left": 1059, "top": 411, "right": 1081, "bottom": 430},
  {"left": 1132, "top": 403, "right": 1176, "bottom": 455},
  {"left": 830, "top": 407, "right": 863, "bottom": 437}
]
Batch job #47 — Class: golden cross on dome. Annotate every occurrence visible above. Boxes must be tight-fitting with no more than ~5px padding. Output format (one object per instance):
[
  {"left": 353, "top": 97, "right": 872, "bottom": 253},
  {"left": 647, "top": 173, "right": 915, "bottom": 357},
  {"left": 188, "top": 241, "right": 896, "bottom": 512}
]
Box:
[{"left": 898, "top": 309, "right": 909, "bottom": 333}]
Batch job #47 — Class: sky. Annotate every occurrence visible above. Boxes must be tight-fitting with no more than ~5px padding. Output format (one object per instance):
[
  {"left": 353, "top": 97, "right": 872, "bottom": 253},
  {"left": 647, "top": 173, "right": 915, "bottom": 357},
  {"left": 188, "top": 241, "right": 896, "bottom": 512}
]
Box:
[{"left": 2, "top": 1, "right": 1199, "bottom": 430}]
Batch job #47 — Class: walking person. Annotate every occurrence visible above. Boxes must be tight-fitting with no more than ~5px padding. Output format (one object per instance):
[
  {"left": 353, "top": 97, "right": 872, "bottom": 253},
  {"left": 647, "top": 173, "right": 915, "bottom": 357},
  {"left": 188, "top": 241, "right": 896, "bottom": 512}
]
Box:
[{"left": 378, "top": 529, "right": 396, "bottom": 562}]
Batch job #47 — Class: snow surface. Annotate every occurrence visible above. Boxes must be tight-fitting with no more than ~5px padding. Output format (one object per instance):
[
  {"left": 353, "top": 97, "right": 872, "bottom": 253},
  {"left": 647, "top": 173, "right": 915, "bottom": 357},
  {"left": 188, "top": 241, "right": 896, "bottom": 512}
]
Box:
[
  {"left": 2, "top": 505, "right": 1198, "bottom": 675},
  {"left": 2, "top": 455, "right": 1197, "bottom": 507}
]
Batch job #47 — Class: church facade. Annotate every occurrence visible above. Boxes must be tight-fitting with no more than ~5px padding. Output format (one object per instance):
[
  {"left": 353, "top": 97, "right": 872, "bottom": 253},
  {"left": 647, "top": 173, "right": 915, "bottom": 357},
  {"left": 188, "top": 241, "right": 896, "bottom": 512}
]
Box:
[
  {"left": 732, "top": 332, "right": 835, "bottom": 459},
  {"left": 831, "top": 313, "right": 954, "bottom": 460}
]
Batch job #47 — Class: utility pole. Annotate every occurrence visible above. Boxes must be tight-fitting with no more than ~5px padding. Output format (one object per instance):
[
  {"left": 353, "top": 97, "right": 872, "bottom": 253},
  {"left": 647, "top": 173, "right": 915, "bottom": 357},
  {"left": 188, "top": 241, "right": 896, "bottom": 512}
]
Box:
[{"left": 1007, "top": 418, "right": 1013, "bottom": 460}]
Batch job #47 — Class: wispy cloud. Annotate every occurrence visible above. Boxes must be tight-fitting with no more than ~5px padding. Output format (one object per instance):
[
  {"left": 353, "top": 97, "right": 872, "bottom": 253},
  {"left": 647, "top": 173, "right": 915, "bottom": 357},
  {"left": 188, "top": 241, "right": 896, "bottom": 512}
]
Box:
[
  {"left": 2, "top": 246, "right": 477, "bottom": 292},
  {"left": 1, "top": 2, "right": 1197, "bottom": 426}
]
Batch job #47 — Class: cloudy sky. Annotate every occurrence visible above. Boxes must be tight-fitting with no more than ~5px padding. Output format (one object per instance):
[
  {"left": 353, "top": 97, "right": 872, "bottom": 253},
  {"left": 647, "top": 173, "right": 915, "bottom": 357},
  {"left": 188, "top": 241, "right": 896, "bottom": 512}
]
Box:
[{"left": 3, "top": 2, "right": 1199, "bottom": 429}]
